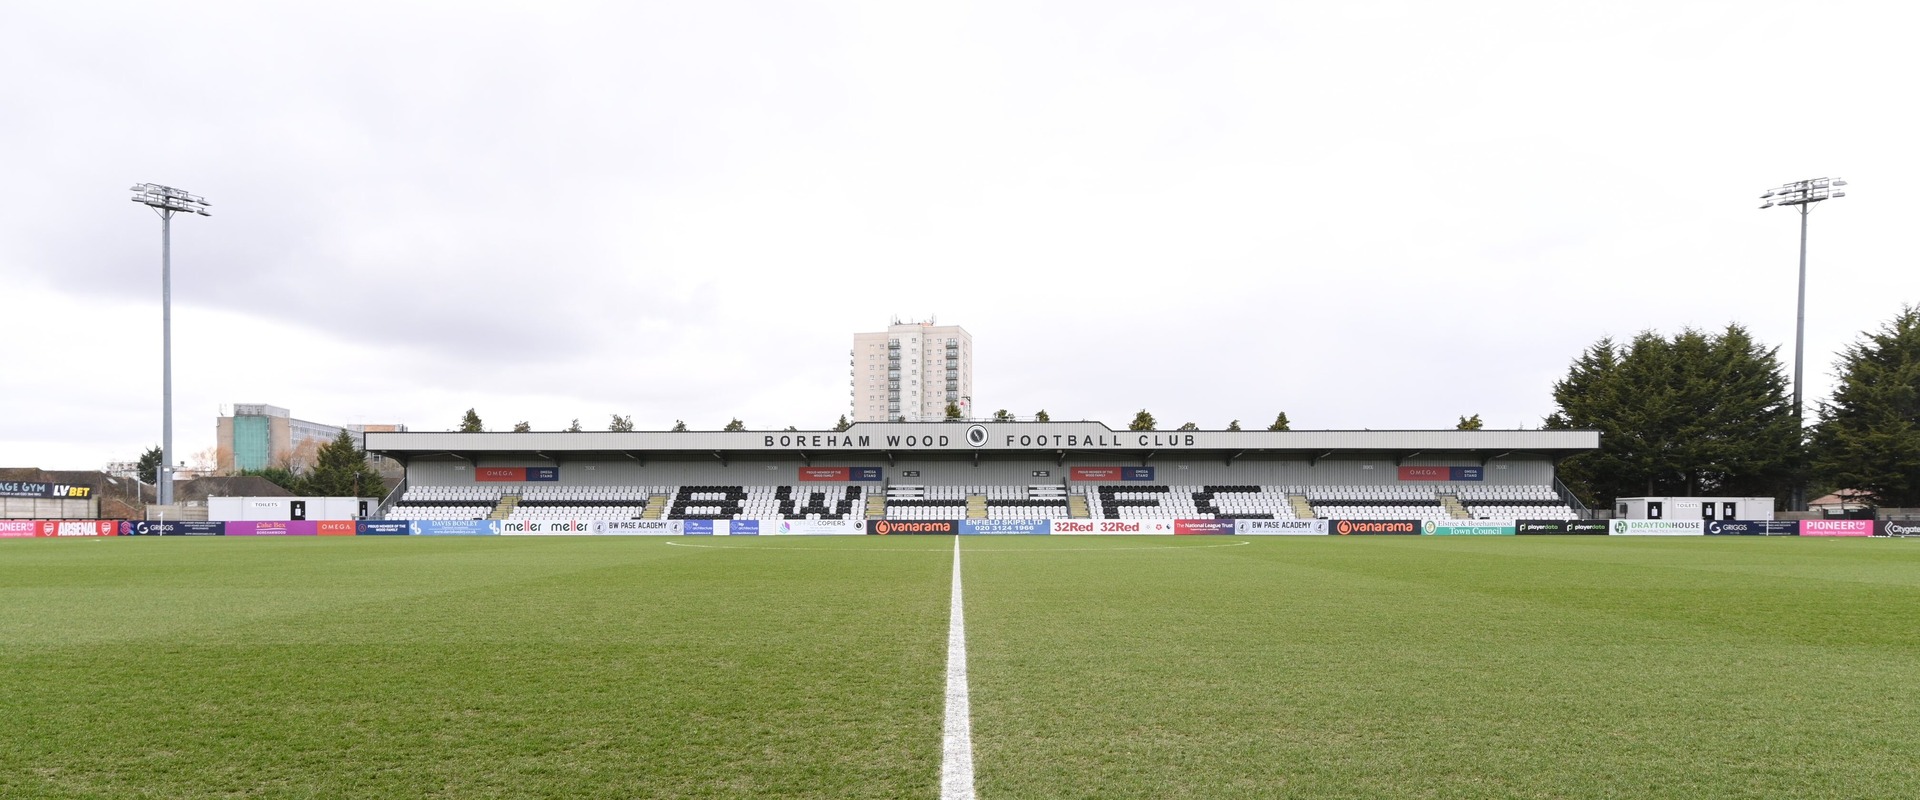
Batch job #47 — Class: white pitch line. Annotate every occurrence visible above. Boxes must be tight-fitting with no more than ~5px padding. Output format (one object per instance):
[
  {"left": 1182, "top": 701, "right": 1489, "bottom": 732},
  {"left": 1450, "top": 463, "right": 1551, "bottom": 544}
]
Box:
[{"left": 941, "top": 535, "right": 977, "bottom": 800}]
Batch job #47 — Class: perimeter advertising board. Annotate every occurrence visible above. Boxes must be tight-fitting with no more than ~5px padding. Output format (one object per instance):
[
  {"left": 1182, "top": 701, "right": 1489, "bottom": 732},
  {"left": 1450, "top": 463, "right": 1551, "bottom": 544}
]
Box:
[
  {"left": 594, "top": 520, "right": 682, "bottom": 535},
  {"left": 409, "top": 520, "right": 500, "bottom": 536},
  {"left": 1235, "top": 519, "right": 1328, "bottom": 535},
  {"left": 499, "top": 519, "right": 595, "bottom": 535},
  {"left": 225, "top": 521, "right": 318, "bottom": 536},
  {"left": 37, "top": 521, "right": 117, "bottom": 537},
  {"left": 1705, "top": 520, "right": 1799, "bottom": 536},
  {"left": 682, "top": 520, "right": 762, "bottom": 535},
  {"left": 1049, "top": 519, "right": 1176, "bottom": 535},
  {"left": 773, "top": 519, "right": 865, "bottom": 535},
  {"left": 1884, "top": 519, "right": 1920, "bottom": 537},
  {"left": 1330, "top": 519, "right": 1419, "bottom": 535},
  {"left": 1610, "top": 520, "right": 1705, "bottom": 536},
  {"left": 0, "top": 520, "right": 37, "bottom": 538},
  {"left": 1422, "top": 520, "right": 1516, "bottom": 536},
  {"left": 356, "top": 521, "right": 412, "bottom": 535},
  {"left": 1174, "top": 519, "right": 1235, "bottom": 535},
  {"left": 959, "top": 519, "right": 1050, "bottom": 535},
  {"left": 119, "top": 521, "right": 225, "bottom": 536},
  {"left": 868, "top": 520, "right": 957, "bottom": 535},
  {"left": 1798, "top": 519, "right": 1874, "bottom": 537},
  {"left": 1515, "top": 520, "right": 1609, "bottom": 535}
]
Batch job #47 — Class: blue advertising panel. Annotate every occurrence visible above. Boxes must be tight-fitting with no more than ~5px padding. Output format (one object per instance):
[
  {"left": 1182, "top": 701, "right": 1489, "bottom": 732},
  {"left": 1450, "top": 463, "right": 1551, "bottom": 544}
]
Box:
[
  {"left": 526, "top": 467, "right": 559, "bottom": 481},
  {"left": 959, "top": 519, "right": 1051, "bottom": 535},
  {"left": 1706, "top": 520, "right": 1799, "bottom": 536},
  {"left": 357, "top": 521, "right": 412, "bottom": 536},
  {"left": 410, "top": 520, "right": 500, "bottom": 536},
  {"left": 850, "top": 467, "right": 883, "bottom": 482},
  {"left": 683, "top": 519, "right": 715, "bottom": 535},
  {"left": 119, "top": 520, "right": 225, "bottom": 536},
  {"left": 729, "top": 520, "right": 760, "bottom": 535},
  {"left": 1122, "top": 467, "right": 1156, "bottom": 481},
  {"left": 1448, "top": 466, "right": 1484, "bottom": 481}
]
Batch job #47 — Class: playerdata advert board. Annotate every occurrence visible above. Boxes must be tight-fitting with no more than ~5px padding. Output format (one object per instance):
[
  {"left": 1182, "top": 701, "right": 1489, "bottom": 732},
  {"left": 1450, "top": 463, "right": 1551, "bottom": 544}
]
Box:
[
  {"left": 1422, "top": 520, "right": 1517, "bottom": 536},
  {"left": 1609, "top": 520, "right": 1704, "bottom": 536},
  {"left": 1515, "top": 520, "right": 1610, "bottom": 535},
  {"left": 1235, "top": 519, "right": 1329, "bottom": 535}
]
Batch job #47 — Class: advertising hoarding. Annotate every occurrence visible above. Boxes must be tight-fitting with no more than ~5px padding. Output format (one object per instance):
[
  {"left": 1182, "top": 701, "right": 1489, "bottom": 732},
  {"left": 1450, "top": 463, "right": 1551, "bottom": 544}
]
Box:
[
  {"left": 1705, "top": 520, "right": 1799, "bottom": 536},
  {"left": 798, "top": 467, "right": 850, "bottom": 482},
  {"left": 1330, "top": 519, "right": 1419, "bottom": 535},
  {"left": 1883, "top": 519, "right": 1920, "bottom": 537},
  {"left": 499, "top": 519, "right": 594, "bottom": 535},
  {"left": 1174, "top": 519, "right": 1235, "bottom": 535},
  {"left": 1609, "top": 520, "right": 1705, "bottom": 536},
  {"left": 316, "top": 521, "right": 357, "bottom": 536},
  {"left": 1798, "top": 519, "right": 1874, "bottom": 537},
  {"left": 773, "top": 519, "right": 865, "bottom": 535},
  {"left": 958, "top": 519, "right": 1050, "bottom": 535},
  {"left": 1235, "top": 519, "right": 1328, "bottom": 535},
  {"left": 409, "top": 520, "right": 500, "bottom": 536},
  {"left": 1048, "top": 519, "right": 1176, "bottom": 535},
  {"left": 0, "top": 520, "right": 39, "bottom": 537},
  {"left": 868, "top": 520, "right": 958, "bottom": 535},
  {"left": 225, "top": 521, "right": 318, "bottom": 536},
  {"left": 356, "top": 521, "right": 411, "bottom": 535},
  {"left": 593, "top": 519, "right": 682, "bottom": 535},
  {"left": 119, "top": 520, "right": 225, "bottom": 536},
  {"left": 1422, "top": 520, "right": 1517, "bottom": 536},
  {"left": 1515, "top": 520, "right": 1609, "bottom": 535}
]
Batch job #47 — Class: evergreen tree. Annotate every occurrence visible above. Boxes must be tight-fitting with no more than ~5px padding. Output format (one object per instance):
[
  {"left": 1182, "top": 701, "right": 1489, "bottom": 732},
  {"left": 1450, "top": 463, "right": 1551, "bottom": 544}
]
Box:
[
  {"left": 239, "top": 467, "right": 305, "bottom": 495},
  {"left": 304, "top": 430, "right": 385, "bottom": 497},
  {"left": 834, "top": 415, "right": 851, "bottom": 431},
  {"left": 993, "top": 409, "right": 1014, "bottom": 422},
  {"left": 1546, "top": 325, "right": 1799, "bottom": 505},
  {"left": 1034, "top": 409, "right": 1051, "bottom": 422},
  {"left": 136, "top": 445, "right": 163, "bottom": 485},
  {"left": 512, "top": 421, "right": 532, "bottom": 433},
  {"left": 1129, "top": 410, "right": 1157, "bottom": 431},
  {"left": 608, "top": 414, "right": 634, "bottom": 432},
  {"left": 1267, "top": 412, "right": 1290, "bottom": 431},
  {"left": 1177, "top": 421, "right": 1199, "bottom": 431},
  {"left": 1811, "top": 306, "right": 1920, "bottom": 507},
  {"left": 458, "top": 409, "right": 484, "bottom": 432},
  {"left": 564, "top": 418, "right": 584, "bottom": 433},
  {"left": 1227, "top": 419, "right": 1241, "bottom": 431},
  {"left": 1456, "top": 414, "right": 1483, "bottom": 430},
  {"left": 723, "top": 418, "right": 746, "bottom": 431},
  {"left": 945, "top": 402, "right": 962, "bottom": 420},
  {"left": 672, "top": 420, "right": 689, "bottom": 432}
]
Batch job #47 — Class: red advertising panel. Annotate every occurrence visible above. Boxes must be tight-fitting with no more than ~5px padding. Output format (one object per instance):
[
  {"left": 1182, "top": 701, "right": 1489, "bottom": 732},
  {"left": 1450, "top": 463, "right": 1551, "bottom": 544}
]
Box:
[
  {"left": 0, "top": 520, "right": 36, "bottom": 538},
  {"left": 1070, "top": 467, "right": 1122, "bottom": 481},
  {"left": 799, "top": 467, "right": 851, "bottom": 482},
  {"left": 315, "top": 521, "right": 357, "bottom": 536},
  {"left": 1799, "top": 519, "right": 1874, "bottom": 537},
  {"left": 1397, "top": 466, "right": 1447, "bottom": 481},
  {"left": 476, "top": 467, "right": 528, "bottom": 482},
  {"left": 1174, "top": 519, "right": 1235, "bottom": 535},
  {"left": 34, "top": 520, "right": 118, "bottom": 537}
]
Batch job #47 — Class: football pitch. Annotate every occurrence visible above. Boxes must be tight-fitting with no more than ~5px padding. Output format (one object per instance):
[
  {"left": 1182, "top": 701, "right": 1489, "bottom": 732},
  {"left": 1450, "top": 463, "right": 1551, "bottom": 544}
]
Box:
[{"left": 3, "top": 536, "right": 1917, "bottom": 799}]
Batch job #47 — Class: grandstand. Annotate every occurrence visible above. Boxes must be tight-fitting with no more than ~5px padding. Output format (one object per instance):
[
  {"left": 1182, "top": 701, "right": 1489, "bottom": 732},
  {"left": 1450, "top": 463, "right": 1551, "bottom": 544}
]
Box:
[{"left": 364, "top": 423, "right": 1599, "bottom": 525}]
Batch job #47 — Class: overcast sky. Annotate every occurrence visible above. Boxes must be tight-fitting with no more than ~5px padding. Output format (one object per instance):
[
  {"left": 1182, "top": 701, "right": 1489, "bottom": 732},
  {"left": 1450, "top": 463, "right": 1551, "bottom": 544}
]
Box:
[{"left": 2, "top": 1, "right": 1913, "bottom": 471}]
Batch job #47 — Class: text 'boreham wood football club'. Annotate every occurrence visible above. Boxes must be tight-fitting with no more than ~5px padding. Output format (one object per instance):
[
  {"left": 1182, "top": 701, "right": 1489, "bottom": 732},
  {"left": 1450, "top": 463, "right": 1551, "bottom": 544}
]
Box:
[{"left": 761, "top": 433, "right": 1201, "bottom": 449}]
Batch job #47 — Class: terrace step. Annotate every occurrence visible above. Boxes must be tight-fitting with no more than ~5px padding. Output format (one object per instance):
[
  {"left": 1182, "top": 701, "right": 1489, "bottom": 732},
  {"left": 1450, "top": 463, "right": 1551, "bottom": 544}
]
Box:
[
  {"left": 866, "top": 494, "right": 887, "bottom": 520},
  {"left": 1440, "top": 494, "right": 1471, "bottom": 519},
  {"left": 1288, "top": 493, "right": 1315, "bottom": 519},
  {"left": 488, "top": 494, "right": 520, "bottom": 521},
  {"left": 642, "top": 494, "right": 667, "bottom": 520},
  {"left": 1067, "top": 493, "right": 1090, "bottom": 519},
  {"left": 966, "top": 494, "right": 987, "bottom": 520}
]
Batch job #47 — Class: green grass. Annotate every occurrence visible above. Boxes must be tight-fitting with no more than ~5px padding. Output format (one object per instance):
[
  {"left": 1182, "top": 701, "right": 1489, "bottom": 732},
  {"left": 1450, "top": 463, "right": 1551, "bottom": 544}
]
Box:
[{"left": 4, "top": 536, "right": 1919, "bottom": 798}]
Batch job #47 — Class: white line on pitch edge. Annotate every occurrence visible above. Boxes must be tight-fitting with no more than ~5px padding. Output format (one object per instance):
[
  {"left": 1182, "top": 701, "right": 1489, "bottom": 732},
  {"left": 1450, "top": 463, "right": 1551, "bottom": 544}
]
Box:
[{"left": 941, "top": 535, "right": 977, "bottom": 800}]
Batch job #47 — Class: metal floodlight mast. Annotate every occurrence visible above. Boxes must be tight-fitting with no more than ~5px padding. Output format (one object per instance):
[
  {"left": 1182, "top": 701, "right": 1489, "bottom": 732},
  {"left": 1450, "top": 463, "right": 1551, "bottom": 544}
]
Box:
[
  {"left": 130, "top": 183, "right": 211, "bottom": 508},
  {"left": 1758, "top": 177, "right": 1844, "bottom": 512}
]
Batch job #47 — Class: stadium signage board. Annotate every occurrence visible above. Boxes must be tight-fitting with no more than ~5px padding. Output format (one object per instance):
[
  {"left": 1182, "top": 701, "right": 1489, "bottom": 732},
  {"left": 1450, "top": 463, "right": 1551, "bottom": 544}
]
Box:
[
  {"left": 1397, "top": 467, "right": 1483, "bottom": 482},
  {"left": 1705, "top": 520, "right": 1799, "bottom": 536},
  {"left": 226, "top": 521, "right": 317, "bottom": 536},
  {"left": 1799, "top": 519, "right": 1874, "bottom": 537},
  {"left": 475, "top": 467, "right": 558, "bottom": 482},
  {"left": 1421, "top": 520, "right": 1516, "bottom": 536},
  {"left": 1883, "top": 519, "right": 1920, "bottom": 537},
  {"left": 868, "top": 520, "right": 956, "bottom": 535},
  {"left": 1609, "top": 520, "right": 1704, "bottom": 536},
  {"left": 595, "top": 519, "right": 681, "bottom": 535},
  {"left": 797, "top": 467, "right": 883, "bottom": 482},
  {"left": 1235, "top": 519, "right": 1328, "bottom": 535},
  {"left": 1515, "top": 520, "right": 1608, "bottom": 535},
  {"left": 119, "top": 520, "right": 225, "bottom": 536},
  {"left": 774, "top": 519, "right": 864, "bottom": 535},
  {"left": 959, "top": 519, "right": 1050, "bottom": 535},
  {"left": 1050, "top": 519, "right": 1176, "bottom": 535},
  {"left": 0, "top": 481, "right": 94, "bottom": 499},
  {"left": 499, "top": 519, "right": 594, "bottom": 535},
  {"left": 357, "top": 521, "right": 411, "bottom": 535},
  {"left": 0, "top": 520, "right": 37, "bottom": 537},
  {"left": 34, "top": 521, "right": 118, "bottom": 537},
  {"left": 1174, "top": 519, "right": 1235, "bottom": 535},
  {"left": 410, "top": 520, "right": 500, "bottom": 536},
  {"left": 1331, "top": 519, "right": 1419, "bottom": 535}
]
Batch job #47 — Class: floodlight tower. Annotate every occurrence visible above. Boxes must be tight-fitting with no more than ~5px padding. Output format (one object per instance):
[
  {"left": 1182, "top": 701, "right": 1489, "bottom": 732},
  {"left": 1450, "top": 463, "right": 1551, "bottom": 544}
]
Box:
[
  {"left": 130, "top": 183, "right": 210, "bottom": 507},
  {"left": 1759, "top": 177, "right": 1844, "bottom": 511}
]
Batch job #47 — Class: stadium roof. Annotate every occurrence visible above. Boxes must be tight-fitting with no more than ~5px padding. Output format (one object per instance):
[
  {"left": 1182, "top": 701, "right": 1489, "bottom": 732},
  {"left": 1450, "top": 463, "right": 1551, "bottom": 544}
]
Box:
[{"left": 366, "top": 422, "right": 1600, "bottom": 465}]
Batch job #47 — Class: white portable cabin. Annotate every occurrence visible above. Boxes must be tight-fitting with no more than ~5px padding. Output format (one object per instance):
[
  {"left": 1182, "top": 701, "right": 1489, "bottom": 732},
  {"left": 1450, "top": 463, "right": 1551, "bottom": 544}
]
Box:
[{"left": 1614, "top": 497, "right": 1775, "bottom": 521}]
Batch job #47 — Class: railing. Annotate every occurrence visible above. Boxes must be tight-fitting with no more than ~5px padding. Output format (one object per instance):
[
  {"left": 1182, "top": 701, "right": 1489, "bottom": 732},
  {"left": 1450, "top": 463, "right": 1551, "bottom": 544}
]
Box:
[
  {"left": 374, "top": 475, "right": 409, "bottom": 520},
  {"left": 1553, "top": 476, "right": 1592, "bottom": 518}
]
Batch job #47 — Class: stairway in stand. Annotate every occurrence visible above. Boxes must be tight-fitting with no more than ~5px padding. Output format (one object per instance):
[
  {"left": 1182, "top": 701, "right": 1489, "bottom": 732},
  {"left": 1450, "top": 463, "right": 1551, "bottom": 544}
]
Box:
[
  {"left": 489, "top": 494, "right": 520, "bottom": 521},
  {"left": 1439, "top": 493, "right": 1471, "bottom": 519},
  {"left": 865, "top": 494, "right": 887, "bottom": 520},
  {"left": 1288, "top": 493, "right": 1315, "bottom": 519},
  {"left": 1067, "top": 493, "right": 1091, "bottom": 519},
  {"left": 966, "top": 494, "right": 987, "bottom": 520},
  {"left": 642, "top": 494, "right": 667, "bottom": 520}
]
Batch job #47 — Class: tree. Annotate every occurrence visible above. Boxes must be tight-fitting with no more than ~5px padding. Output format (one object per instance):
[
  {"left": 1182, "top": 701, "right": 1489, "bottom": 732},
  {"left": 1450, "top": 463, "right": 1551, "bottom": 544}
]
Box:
[
  {"left": 671, "top": 420, "right": 689, "bottom": 432},
  {"left": 834, "top": 415, "right": 851, "bottom": 432},
  {"left": 136, "top": 445, "right": 163, "bottom": 485},
  {"left": 1267, "top": 412, "right": 1290, "bottom": 431},
  {"left": 945, "top": 402, "right": 962, "bottom": 420},
  {"left": 1177, "top": 421, "right": 1199, "bottom": 431},
  {"left": 1129, "top": 410, "right": 1156, "bottom": 431},
  {"left": 1546, "top": 325, "right": 1800, "bottom": 505},
  {"left": 458, "top": 409, "right": 484, "bottom": 432},
  {"left": 303, "top": 430, "right": 386, "bottom": 497},
  {"left": 1034, "top": 409, "right": 1050, "bottom": 422},
  {"left": 564, "top": 418, "right": 583, "bottom": 432},
  {"left": 512, "top": 421, "right": 532, "bottom": 433},
  {"left": 723, "top": 418, "right": 746, "bottom": 432},
  {"left": 1227, "top": 420, "right": 1241, "bottom": 431},
  {"left": 1811, "top": 305, "right": 1920, "bottom": 507},
  {"left": 1456, "top": 414, "right": 1483, "bottom": 430},
  {"left": 993, "top": 409, "right": 1014, "bottom": 422},
  {"left": 239, "top": 466, "right": 305, "bottom": 495},
  {"left": 608, "top": 414, "right": 634, "bottom": 432},
  {"left": 783, "top": 425, "right": 799, "bottom": 431}
]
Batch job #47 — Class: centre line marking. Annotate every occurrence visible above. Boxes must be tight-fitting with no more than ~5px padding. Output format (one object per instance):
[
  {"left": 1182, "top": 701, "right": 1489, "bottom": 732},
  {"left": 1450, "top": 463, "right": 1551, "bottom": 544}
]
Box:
[{"left": 941, "top": 535, "right": 976, "bottom": 800}]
